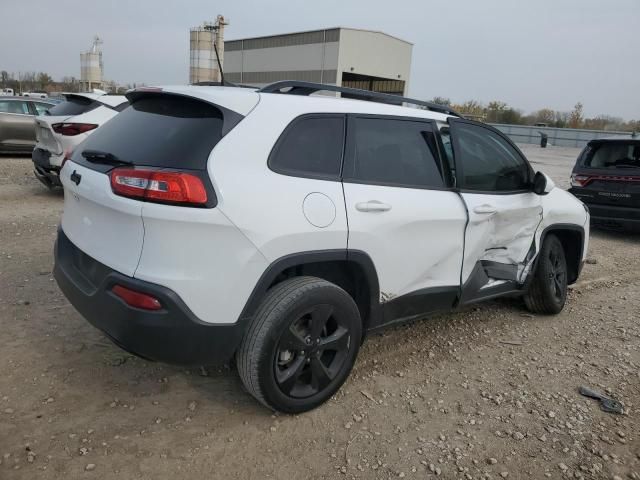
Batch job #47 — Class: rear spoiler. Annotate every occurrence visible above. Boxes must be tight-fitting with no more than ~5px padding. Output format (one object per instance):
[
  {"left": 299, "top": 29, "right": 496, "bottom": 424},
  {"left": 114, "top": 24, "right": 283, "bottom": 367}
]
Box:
[{"left": 124, "top": 89, "right": 244, "bottom": 137}]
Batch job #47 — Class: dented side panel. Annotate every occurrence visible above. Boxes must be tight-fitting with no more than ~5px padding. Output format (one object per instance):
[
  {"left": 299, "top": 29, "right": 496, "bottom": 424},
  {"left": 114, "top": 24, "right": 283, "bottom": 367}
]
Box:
[{"left": 460, "top": 192, "right": 543, "bottom": 284}]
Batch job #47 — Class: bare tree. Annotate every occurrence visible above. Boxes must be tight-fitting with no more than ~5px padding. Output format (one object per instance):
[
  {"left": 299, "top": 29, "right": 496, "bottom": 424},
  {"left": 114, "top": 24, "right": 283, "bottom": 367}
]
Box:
[
  {"left": 431, "top": 96, "right": 451, "bottom": 107},
  {"left": 568, "top": 102, "right": 584, "bottom": 128}
]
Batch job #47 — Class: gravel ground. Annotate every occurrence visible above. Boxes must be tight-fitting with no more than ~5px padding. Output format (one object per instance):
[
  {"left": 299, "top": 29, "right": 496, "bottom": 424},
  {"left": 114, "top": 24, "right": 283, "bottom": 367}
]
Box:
[{"left": 1, "top": 146, "right": 639, "bottom": 480}]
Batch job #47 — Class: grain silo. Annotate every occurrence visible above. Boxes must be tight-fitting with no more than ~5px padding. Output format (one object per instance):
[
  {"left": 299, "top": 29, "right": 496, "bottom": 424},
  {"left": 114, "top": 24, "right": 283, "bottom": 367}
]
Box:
[
  {"left": 80, "top": 36, "right": 104, "bottom": 92},
  {"left": 189, "top": 15, "right": 227, "bottom": 84}
]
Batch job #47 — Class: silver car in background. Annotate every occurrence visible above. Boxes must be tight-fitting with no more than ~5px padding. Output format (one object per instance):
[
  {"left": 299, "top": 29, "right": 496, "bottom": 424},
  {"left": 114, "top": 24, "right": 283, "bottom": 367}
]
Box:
[{"left": 0, "top": 97, "right": 55, "bottom": 154}]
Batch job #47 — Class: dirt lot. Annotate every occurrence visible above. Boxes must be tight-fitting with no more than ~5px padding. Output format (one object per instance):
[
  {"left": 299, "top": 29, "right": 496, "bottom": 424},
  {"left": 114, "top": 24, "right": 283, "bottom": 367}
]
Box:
[{"left": 1, "top": 147, "right": 639, "bottom": 480}]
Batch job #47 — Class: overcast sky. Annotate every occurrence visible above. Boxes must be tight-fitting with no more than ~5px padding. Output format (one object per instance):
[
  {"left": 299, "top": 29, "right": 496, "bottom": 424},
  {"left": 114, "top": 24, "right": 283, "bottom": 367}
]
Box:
[{"left": 1, "top": 0, "right": 638, "bottom": 119}]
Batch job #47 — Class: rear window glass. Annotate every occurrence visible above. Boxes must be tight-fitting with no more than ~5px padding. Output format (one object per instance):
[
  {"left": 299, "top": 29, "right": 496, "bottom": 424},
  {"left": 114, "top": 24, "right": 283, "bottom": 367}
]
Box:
[
  {"left": 47, "top": 96, "right": 98, "bottom": 116},
  {"left": 582, "top": 142, "right": 640, "bottom": 169},
  {"left": 73, "top": 94, "right": 224, "bottom": 170}
]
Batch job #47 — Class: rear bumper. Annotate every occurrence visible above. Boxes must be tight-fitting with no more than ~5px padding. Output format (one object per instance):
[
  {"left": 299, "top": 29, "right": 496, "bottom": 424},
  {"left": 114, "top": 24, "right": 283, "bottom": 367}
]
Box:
[
  {"left": 53, "top": 228, "right": 245, "bottom": 365},
  {"left": 581, "top": 201, "right": 640, "bottom": 231},
  {"left": 32, "top": 148, "right": 61, "bottom": 188}
]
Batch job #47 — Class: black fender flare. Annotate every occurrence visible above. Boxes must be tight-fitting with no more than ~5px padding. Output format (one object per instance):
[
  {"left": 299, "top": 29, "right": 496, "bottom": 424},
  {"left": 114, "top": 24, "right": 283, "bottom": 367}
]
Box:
[
  {"left": 236, "top": 249, "right": 381, "bottom": 329},
  {"left": 529, "top": 223, "right": 586, "bottom": 286}
]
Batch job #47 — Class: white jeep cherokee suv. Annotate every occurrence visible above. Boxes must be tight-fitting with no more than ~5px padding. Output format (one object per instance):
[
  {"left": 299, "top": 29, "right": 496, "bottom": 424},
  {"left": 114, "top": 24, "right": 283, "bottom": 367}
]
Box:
[{"left": 54, "top": 81, "right": 589, "bottom": 413}]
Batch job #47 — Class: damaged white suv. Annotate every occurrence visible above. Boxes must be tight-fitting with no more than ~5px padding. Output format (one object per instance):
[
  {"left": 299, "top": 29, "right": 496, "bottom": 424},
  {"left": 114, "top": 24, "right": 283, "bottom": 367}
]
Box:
[{"left": 54, "top": 81, "right": 589, "bottom": 413}]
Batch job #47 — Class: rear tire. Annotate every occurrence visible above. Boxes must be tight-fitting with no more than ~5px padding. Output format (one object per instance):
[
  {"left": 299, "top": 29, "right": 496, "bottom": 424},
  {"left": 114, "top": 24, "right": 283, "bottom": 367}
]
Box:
[
  {"left": 524, "top": 234, "right": 568, "bottom": 314},
  {"left": 237, "top": 277, "right": 362, "bottom": 413}
]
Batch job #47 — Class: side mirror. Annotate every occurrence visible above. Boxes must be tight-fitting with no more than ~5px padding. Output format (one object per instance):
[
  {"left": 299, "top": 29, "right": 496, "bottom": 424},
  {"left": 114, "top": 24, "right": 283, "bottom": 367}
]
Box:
[{"left": 533, "top": 171, "right": 555, "bottom": 195}]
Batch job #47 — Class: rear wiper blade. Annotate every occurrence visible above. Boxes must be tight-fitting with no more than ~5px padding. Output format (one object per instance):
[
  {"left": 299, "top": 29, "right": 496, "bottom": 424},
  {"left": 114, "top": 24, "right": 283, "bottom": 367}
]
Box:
[{"left": 81, "top": 149, "right": 131, "bottom": 165}]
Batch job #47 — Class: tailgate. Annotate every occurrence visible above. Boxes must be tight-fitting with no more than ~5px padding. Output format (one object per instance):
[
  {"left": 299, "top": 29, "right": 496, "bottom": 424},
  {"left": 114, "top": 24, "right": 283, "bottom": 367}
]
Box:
[
  {"left": 35, "top": 117, "right": 64, "bottom": 154},
  {"left": 60, "top": 161, "right": 144, "bottom": 277},
  {"left": 575, "top": 173, "right": 640, "bottom": 209},
  {"left": 574, "top": 141, "right": 640, "bottom": 208}
]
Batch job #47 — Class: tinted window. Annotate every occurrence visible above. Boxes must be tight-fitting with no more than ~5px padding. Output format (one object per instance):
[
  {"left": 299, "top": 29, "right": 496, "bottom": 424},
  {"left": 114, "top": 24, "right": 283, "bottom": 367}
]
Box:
[
  {"left": 47, "top": 96, "right": 98, "bottom": 116},
  {"left": 581, "top": 142, "right": 640, "bottom": 170},
  {"left": 33, "top": 102, "right": 52, "bottom": 115},
  {"left": 344, "top": 118, "right": 444, "bottom": 188},
  {"left": 453, "top": 123, "right": 531, "bottom": 191},
  {"left": 71, "top": 94, "right": 225, "bottom": 170},
  {"left": 0, "top": 100, "right": 29, "bottom": 114},
  {"left": 269, "top": 116, "right": 345, "bottom": 179}
]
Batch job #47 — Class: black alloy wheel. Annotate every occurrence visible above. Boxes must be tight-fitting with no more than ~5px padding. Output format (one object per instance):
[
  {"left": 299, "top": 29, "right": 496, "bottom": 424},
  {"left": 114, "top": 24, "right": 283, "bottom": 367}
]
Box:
[
  {"left": 275, "top": 303, "right": 351, "bottom": 398},
  {"left": 524, "top": 234, "right": 568, "bottom": 314},
  {"left": 237, "top": 277, "right": 362, "bottom": 413}
]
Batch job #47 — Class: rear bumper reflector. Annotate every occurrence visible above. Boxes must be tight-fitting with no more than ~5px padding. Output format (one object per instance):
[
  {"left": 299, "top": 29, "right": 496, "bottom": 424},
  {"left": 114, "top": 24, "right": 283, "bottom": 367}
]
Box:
[{"left": 112, "top": 284, "right": 162, "bottom": 311}]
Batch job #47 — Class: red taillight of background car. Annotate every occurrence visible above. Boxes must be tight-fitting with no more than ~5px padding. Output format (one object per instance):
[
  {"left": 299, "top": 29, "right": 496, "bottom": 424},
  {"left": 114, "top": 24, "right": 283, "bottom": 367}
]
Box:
[
  {"left": 570, "top": 174, "right": 591, "bottom": 187},
  {"left": 109, "top": 167, "right": 208, "bottom": 206},
  {"left": 52, "top": 123, "right": 98, "bottom": 136},
  {"left": 571, "top": 173, "right": 640, "bottom": 187},
  {"left": 112, "top": 284, "right": 162, "bottom": 310}
]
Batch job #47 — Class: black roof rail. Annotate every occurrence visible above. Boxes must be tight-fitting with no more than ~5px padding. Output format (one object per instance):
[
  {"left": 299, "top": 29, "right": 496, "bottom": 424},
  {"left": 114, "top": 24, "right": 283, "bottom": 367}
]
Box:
[
  {"left": 191, "top": 81, "right": 256, "bottom": 89},
  {"left": 258, "top": 80, "right": 461, "bottom": 117}
]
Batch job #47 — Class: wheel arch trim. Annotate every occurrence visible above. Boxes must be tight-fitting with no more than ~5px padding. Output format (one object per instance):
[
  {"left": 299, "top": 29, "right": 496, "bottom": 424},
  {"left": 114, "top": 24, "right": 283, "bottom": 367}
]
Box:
[
  {"left": 237, "top": 249, "right": 381, "bottom": 327},
  {"left": 535, "top": 223, "right": 585, "bottom": 285}
]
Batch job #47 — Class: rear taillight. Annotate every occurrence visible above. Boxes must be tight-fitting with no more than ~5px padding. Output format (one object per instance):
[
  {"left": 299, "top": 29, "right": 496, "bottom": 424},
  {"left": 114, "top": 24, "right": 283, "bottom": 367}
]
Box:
[
  {"left": 52, "top": 123, "right": 98, "bottom": 136},
  {"left": 570, "top": 174, "right": 591, "bottom": 187},
  {"left": 109, "top": 168, "right": 208, "bottom": 206},
  {"left": 112, "top": 285, "right": 162, "bottom": 310}
]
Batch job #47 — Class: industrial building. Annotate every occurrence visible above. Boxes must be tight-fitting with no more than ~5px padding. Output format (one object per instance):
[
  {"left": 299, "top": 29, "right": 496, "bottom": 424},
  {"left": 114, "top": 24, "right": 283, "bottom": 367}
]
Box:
[
  {"left": 223, "top": 27, "right": 412, "bottom": 95},
  {"left": 80, "top": 36, "right": 104, "bottom": 91}
]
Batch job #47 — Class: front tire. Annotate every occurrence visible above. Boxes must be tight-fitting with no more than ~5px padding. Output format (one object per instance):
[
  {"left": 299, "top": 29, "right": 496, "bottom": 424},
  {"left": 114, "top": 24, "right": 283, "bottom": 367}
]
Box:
[
  {"left": 237, "top": 277, "right": 362, "bottom": 413},
  {"left": 524, "top": 234, "right": 568, "bottom": 314}
]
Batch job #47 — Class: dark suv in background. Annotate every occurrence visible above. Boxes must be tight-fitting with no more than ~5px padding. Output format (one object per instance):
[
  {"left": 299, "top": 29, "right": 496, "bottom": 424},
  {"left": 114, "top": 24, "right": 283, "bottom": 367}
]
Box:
[{"left": 570, "top": 137, "right": 640, "bottom": 231}]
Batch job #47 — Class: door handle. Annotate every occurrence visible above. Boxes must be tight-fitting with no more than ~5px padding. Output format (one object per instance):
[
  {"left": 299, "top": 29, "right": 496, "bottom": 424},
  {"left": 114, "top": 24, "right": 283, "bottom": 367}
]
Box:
[
  {"left": 473, "top": 204, "right": 497, "bottom": 215},
  {"left": 355, "top": 200, "right": 392, "bottom": 212}
]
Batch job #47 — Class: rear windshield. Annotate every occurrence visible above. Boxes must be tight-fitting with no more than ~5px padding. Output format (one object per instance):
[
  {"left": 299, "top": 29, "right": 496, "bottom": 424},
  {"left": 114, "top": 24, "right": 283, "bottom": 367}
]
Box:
[
  {"left": 582, "top": 141, "right": 640, "bottom": 169},
  {"left": 73, "top": 94, "right": 224, "bottom": 170},
  {"left": 47, "top": 96, "right": 98, "bottom": 116}
]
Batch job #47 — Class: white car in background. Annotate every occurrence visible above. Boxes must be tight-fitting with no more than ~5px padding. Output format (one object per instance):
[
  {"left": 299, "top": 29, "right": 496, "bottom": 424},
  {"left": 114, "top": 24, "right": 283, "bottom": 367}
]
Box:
[{"left": 32, "top": 90, "right": 128, "bottom": 188}]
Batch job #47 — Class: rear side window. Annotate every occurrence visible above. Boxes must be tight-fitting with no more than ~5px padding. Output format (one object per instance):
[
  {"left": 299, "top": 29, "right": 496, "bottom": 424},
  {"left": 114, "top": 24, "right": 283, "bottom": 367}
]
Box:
[
  {"left": 72, "top": 94, "right": 225, "bottom": 170},
  {"left": 344, "top": 117, "right": 444, "bottom": 189},
  {"left": 269, "top": 116, "right": 345, "bottom": 179},
  {"left": 581, "top": 142, "right": 640, "bottom": 169},
  {"left": 47, "top": 96, "right": 98, "bottom": 116}
]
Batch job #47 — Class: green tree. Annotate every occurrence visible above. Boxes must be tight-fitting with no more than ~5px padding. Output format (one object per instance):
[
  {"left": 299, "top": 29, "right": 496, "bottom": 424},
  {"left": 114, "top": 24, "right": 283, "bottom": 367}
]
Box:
[
  {"left": 36, "top": 72, "right": 53, "bottom": 90},
  {"left": 486, "top": 101, "right": 508, "bottom": 123}
]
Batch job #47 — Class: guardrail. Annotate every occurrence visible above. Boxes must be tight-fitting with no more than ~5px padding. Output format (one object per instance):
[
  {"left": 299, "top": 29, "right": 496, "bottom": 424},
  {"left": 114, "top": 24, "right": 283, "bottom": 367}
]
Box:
[{"left": 490, "top": 123, "right": 635, "bottom": 149}]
